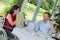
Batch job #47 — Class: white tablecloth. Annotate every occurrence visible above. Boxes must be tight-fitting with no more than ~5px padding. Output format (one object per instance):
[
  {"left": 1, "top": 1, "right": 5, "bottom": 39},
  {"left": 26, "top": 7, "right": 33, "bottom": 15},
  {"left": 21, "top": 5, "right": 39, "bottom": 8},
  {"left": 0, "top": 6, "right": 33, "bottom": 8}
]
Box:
[{"left": 12, "top": 27, "right": 55, "bottom": 40}]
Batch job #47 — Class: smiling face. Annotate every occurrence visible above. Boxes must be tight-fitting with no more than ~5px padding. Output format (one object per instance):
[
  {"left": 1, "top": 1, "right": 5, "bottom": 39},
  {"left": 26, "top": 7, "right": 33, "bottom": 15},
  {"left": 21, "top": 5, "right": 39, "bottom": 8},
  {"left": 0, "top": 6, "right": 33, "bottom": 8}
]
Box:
[
  {"left": 14, "top": 8, "right": 20, "bottom": 15},
  {"left": 11, "top": 5, "right": 20, "bottom": 15}
]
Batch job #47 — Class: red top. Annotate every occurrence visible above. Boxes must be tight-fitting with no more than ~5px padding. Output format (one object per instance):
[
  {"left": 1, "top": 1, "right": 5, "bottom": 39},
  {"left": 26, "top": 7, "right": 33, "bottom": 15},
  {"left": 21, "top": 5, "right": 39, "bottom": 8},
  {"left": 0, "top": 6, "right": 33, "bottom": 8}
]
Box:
[{"left": 4, "top": 14, "right": 16, "bottom": 32}]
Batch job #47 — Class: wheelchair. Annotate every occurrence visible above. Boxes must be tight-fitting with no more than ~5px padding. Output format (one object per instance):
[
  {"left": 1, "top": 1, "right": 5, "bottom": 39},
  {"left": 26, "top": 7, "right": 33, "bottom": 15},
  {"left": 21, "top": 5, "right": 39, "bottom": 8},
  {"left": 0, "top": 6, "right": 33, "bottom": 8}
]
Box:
[
  {"left": 0, "top": 16, "right": 19, "bottom": 40},
  {"left": 0, "top": 16, "right": 7, "bottom": 40}
]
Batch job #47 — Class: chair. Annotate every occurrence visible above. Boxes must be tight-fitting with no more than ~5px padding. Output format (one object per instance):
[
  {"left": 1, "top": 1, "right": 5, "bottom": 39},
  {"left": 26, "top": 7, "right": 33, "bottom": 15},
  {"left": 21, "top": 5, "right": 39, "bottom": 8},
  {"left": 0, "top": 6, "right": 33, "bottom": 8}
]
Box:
[
  {"left": 0, "top": 16, "right": 7, "bottom": 40},
  {"left": 0, "top": 28, "right": 7, "bottom": 40}
]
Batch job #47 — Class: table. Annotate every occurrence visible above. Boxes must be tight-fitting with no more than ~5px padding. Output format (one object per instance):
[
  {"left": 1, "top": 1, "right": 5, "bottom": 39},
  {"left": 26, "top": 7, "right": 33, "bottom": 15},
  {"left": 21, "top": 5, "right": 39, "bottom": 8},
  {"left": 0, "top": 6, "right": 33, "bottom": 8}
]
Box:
[{"left": 12, "top": 27, "right": 55, "bottom": 40}]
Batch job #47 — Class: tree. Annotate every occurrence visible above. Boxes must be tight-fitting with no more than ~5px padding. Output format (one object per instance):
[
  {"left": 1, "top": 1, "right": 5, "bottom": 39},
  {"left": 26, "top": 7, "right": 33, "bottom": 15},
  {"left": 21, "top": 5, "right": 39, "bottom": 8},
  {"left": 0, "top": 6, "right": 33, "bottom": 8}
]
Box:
[
  {"left": 28, "top": 0, "right": 38, "bottom": 5},
  {"left": 41, "top": 0, "right": 50, "bottom": 11},
  {"left": 54, "top": 4, "right": 60, "bottom": 32},
  {"left": 28, "top": 0, "right": 57, "bottom": 11},
  {"left": 46, "top": 0, "right": 55, "bottom": 9},
  {"left": 4, "top": 0, "right": 24, "bottom": 10},
  {"left": 54, "top": 4, "right": 60, "bottom": 38}
]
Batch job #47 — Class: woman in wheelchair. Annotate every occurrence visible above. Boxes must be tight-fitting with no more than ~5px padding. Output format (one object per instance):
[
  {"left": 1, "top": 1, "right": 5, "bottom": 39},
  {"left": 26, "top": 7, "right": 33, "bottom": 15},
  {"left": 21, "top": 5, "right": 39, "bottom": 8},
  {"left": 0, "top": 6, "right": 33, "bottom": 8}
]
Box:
[{"left": 3, "top": 5, "right": 23, "bottom": 40}]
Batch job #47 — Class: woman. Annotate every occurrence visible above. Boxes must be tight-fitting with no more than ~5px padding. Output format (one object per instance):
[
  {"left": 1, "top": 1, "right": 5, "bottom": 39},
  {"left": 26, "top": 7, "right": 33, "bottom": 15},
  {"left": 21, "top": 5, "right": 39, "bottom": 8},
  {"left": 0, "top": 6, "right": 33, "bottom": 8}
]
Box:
[{"left": 3, "top": 5, "right": 23, "bottom": 39}]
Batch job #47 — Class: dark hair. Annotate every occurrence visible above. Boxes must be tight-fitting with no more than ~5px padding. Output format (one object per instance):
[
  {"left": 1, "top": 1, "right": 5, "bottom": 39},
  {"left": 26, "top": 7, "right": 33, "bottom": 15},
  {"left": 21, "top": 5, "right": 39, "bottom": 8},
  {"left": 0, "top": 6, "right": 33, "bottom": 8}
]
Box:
[
  {"left": 44, "top": 12, "right": 51, "bottom": 18},
  {"left": 8, "top": 5, "right": 19, "bottom": 14}
]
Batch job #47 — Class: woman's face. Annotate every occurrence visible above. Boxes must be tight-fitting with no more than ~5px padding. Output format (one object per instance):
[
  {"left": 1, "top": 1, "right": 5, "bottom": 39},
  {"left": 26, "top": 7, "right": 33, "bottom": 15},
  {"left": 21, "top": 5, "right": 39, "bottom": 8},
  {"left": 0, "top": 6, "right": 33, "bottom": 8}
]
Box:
[{"left": 14, "top": 9, "right": 20, "bottom": 15}]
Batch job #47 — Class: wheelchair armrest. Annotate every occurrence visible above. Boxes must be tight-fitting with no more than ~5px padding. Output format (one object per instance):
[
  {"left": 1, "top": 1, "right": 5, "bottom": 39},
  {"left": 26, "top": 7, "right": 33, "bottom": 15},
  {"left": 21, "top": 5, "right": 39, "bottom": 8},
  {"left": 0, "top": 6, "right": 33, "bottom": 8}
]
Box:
[
  {"left": 52, "top": 37, "right": 60, "bottom": 40},
  {"left": 0, "top": 30, "right": 3, "bottom": 35},
  {"left": 0, "top": 28, "right": 7, "bottom": 40}
]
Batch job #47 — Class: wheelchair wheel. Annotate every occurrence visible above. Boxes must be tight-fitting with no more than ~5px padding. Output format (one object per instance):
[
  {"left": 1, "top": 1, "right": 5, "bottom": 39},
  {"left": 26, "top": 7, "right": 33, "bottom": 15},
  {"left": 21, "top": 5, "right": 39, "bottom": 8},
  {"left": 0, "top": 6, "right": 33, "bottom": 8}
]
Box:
[{"left": 8, "top": 35, "right": 19, "bottom": 40}]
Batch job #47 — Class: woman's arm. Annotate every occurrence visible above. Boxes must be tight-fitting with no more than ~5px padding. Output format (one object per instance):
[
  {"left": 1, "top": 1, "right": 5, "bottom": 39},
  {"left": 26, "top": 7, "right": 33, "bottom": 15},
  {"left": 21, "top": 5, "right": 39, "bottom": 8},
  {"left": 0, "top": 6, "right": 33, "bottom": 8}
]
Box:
[
  {"left": 6, "top": 13, "right": 24, "bottom": 26},
  {"left": 6, "top": 14, "right": 16, "bottom": 26},
  {"left": 50, "top": 21, "right": 55, "bottom": 33}
]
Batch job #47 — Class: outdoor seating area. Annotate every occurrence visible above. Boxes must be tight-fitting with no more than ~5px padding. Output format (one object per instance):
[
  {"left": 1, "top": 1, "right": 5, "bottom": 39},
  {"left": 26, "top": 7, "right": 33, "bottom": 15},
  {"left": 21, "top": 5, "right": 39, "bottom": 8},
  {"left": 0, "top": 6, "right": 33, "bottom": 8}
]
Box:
[{"left": 0, "top": 0, "right": 60, "bottom": 40}]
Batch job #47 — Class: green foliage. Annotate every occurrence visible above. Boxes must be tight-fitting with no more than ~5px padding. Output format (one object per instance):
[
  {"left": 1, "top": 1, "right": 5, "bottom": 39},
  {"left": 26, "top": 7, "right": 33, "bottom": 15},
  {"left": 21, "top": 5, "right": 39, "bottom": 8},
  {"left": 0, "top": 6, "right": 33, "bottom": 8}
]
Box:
[
  {"left": 46, "top": 0, "right": 55, "bottom": 9},
  {"left": 0, "top": 0, "right": 24, "bottom": 15},
  {"left": 4, "top": 6, "right": 10, "bottom": 13},
  {"left": 26, "top": 2, "right": 36, "bottom": 12},
  {"left": 26, "top": 2, "right": 47, "bottom": 14},
  {"left": 54, "top": 5, "right": 60, "bottom": 32},
  {"left": 41, "top": 0, "right": 50, "bottom": 11},
  {"left": 22, "top": 11, "right": 27, "bottom": 19},
  {"left": 8, "top": 0, "right": 24, "bottom": 9},
  {"left": 28, "top": 0, "right": 38, "bottom": 5},
  {"left": 0, "top": 0, "right": 8, "bottom": 3},
  {"left": 12, "top": 0, "right": 24, "bottom": 8},
  {"left": 28, "top": 0, "right": 56, "bottom": 11},
  {"left": 59, "top": 0, "right": 60, "bottom": 2}
]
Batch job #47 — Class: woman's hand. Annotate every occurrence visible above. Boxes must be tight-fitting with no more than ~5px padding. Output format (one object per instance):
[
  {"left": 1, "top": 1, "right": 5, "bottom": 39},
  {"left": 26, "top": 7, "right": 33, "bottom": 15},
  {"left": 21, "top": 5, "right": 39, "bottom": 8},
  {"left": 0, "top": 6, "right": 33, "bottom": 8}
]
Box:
[
  {"left": 6, "top": 14, "right": 16, "bottom": 26},
  {"left": 16, "top": 17, "right": 24, "bottom": 22}
]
